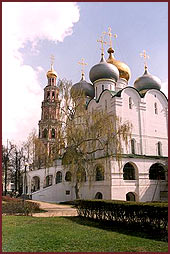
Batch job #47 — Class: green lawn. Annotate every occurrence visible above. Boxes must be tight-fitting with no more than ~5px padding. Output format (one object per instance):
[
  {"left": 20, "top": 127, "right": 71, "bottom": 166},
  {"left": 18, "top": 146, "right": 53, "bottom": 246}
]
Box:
[{"left": 2, "top": 215, "right": 168, "bottom": 252}]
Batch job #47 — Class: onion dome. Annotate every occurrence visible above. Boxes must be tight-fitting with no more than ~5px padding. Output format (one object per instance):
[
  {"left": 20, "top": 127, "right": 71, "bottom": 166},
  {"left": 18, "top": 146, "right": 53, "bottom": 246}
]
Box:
[
  {"left": 46, "top": 64, "right": 57, "bottom": 78},
  {"left": 107, "top": 47, "right": 131, "bottom": 81},
  {"left": 71, "top": 73, "right": 95, "bottom": 98},
  {"left": 134, "top": 66, "right": 161, "bottom": 92},
  {"left": 89, "top": 53, "right": 119, "bottom": 83}
]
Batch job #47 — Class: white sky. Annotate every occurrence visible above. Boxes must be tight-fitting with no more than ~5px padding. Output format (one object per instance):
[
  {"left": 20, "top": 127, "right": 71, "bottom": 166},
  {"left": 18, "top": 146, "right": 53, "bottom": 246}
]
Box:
[
  {"left": 2, "top": 2, "right": 168, "bottom": 145},
  {"left": 2, "top": 2, "right": 80, "bottom": 144}
]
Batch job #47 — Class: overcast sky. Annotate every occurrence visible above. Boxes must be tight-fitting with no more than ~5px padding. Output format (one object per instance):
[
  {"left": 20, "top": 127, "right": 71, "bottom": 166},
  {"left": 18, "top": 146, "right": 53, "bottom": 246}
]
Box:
[{"left": 2, "top": 2, "right": 168, "bottom": 145}]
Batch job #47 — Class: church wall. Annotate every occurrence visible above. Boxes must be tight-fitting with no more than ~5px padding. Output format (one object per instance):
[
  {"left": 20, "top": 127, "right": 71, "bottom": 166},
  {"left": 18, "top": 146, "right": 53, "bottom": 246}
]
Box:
[
  {"left": 144, "top": 90, "right": 168, "bottom": 156},
  {"left": 110, "top": 157, "right": 167, "bottom": 202}
]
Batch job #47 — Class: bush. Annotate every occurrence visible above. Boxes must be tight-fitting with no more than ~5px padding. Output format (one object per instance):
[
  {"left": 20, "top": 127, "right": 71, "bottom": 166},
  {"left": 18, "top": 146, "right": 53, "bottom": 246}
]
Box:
[
  {"left": 2, "top": 197, "right": 41, "bottom": 216},
  {"left": 74, "top": 199, "right": 168, "bottom": 234}
]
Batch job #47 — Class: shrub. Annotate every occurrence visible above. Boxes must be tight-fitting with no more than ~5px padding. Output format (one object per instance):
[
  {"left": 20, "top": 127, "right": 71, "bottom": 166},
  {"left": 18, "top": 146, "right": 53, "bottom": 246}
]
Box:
[
  {"left": 74, "top": 199, "right": 168, "bottom": 234},
  {"left": 2, "top": 198, "right": 41, "bottom": 216}
]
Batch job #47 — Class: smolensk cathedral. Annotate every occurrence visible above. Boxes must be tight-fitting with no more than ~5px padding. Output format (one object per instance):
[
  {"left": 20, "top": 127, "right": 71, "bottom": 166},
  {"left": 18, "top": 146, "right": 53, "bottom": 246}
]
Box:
[{"left": 26, "top": 28, "right": 168, "bottom": 203}]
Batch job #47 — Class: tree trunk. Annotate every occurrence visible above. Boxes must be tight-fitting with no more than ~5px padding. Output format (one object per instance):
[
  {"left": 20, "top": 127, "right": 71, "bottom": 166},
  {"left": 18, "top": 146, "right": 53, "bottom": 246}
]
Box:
[
  {"left": 75, "top": 182, "right": 80, "bottom": 199},
  {"left": 4, "top": 160, "right": 8, "bottom": 196}
]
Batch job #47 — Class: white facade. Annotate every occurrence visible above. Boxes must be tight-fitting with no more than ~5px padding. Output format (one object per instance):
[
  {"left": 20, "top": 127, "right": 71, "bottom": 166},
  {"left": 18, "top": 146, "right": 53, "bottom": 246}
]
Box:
[{"left": 25, "top": 48, "right": 168, "bottom": 203}]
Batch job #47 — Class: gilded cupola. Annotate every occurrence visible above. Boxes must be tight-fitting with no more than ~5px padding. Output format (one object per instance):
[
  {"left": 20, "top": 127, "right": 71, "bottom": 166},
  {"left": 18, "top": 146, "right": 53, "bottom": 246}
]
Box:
[
  {"left": 107, "top": 47, "right": 131, "bottom": 81},
  {"left": 46, "top": 55, "right": 57, "bottom": 79}
]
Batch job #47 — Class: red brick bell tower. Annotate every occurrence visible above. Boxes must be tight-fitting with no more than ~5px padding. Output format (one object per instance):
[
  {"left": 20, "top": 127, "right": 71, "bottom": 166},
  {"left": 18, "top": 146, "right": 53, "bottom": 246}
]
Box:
[{"left": 38, "top": 56, "right": 60, "bottom": 156}]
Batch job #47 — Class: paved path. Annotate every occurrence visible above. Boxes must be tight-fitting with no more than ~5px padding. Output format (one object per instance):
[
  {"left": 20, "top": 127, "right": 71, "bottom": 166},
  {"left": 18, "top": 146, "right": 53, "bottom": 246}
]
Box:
[{"left": 29, "top": 200, "right": 78, "bottom": 217}]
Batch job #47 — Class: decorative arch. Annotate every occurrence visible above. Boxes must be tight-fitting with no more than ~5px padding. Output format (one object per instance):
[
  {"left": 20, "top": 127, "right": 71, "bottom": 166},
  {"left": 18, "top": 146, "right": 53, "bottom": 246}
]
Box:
[
  {"left": 123, "top": 162, "right": 137, "bottom": 180},
  {"left": 126, "top": 192, "right": 136, "bottom": 201},
  {"left": 95, "top": 192, "right": 103, "bottom": 199},
  {"left": 95, "top": 164, "right": 104, "bottom": 181},
  {"left": 149, "top": 163, "right": 165, "bottom": 180},
  {"left": 56, "top": 171, "right": 62, "bottom": 184},
  {"left": 65, "top": 171, "right": 72, "bottom": 182}
]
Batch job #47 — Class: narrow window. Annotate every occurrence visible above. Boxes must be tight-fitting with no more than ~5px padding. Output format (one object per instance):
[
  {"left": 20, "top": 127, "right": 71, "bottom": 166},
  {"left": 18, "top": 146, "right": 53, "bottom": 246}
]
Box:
[
  {"left": 131, "top": 139, "right": 135, "bottom": 154},
  {"left": 42, "top": 129, "right": 48, "bottom": 139},
  {"left": 95, "top": 166, "right": 104, "bottom": 181},
  {"left": 154, "top": 103, "right": 158, "bottom": 114},
  {"left": 157, "top": 142, "right": 162, "bottom": 156},
  {"left": 102, "top": 84, "right": 104, "bottom": 91},
  {"left": 51, "top": 128, "right": 55, "bottom": 139},
  {"left": 129, "top": 97, "right": 132, "bottom": 109}
]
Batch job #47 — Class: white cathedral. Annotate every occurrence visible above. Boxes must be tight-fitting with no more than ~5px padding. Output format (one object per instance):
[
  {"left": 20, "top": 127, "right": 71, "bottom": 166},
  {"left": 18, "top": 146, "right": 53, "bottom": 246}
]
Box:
[{"left": 25, "top": 31, "right": 168, "bottom": 203}]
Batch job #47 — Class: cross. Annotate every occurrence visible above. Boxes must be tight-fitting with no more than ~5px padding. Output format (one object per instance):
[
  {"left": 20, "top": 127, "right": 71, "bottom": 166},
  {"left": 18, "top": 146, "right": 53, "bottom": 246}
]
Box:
[
  {"left": 103, "top": 27, "right": 117, "bottom": 48},
  {"left": 140, "top": 50, "right": 149, "bottom": 68},
  {"left": 50, "top": 55, "right": 55, "bottom": 68},
  {"left": 97, "top": 36, "right": 107, "bottom": 54},
  {"left": 78, "top": 58, "right": 87, "bottom": 76}
]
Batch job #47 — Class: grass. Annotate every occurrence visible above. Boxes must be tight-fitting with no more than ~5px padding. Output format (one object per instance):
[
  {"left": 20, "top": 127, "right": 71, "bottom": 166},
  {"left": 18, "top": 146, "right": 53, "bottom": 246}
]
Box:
[{"left": 2, "top": 215, "right": 168, "bottom": 252}]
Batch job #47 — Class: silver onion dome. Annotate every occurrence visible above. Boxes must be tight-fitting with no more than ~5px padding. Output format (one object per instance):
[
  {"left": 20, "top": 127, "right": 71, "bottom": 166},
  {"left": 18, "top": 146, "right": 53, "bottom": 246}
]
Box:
[
  {"left": 89, "top": 54, "right": 119, "bottom": 83},
  {"left": 134, "top": 67, "right": 161, "bottom": 92},
  {"left": 71, "top": 74, "right": 95, "bottom": 98}
]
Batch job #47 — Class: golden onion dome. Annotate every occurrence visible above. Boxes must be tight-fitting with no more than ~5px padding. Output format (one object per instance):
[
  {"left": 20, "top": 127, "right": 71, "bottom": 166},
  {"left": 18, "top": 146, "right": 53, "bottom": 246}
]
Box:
[
  {"left": 106, "top": 47, "right": 131, "bottom": 81},
  {"left": 46, "top": 65, "right": 57, "bottom": 79}
]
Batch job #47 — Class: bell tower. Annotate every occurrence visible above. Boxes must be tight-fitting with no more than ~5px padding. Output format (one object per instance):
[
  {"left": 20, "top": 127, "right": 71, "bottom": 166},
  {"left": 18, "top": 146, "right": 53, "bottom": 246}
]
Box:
[{"left": 38, "top": 56, "right": 60, "bottom": 155}]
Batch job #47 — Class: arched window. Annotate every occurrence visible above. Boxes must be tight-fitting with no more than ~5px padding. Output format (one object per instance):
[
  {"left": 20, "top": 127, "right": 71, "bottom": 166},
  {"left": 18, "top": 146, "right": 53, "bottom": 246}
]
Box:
[
  {"left": 77, "top": 168, "right": 86, "bottom": 183},
  {"left": 45, "top": 175, "right": 53, "bottom": 187},
  {"left": 126, "top": 192, "right": 136, "bottom": 201},
  {"left": 95, "top": 165, "right": 104, "bottom": 181},
  {"left": 157, "top": 142, "right": 162, "bottom": 156},
  {"left": 129, "top": 97, "right": 132, "bottom": 109},
  {"left": 149, "top": 163, "right": 165, "bottom": 180},
  {"left": 42, "top": 129, "right": 48, "bottom": 138},
  {"left": 154, "top": 102, "right": 158, "bottom": 114},
  {"left": 131, "top": 139, "right": 136, "bottom": 154},
  {"left": 51, "top": 128, "right": 55, "bottom": 139},
  {"left": 65, "top": 171, "right": 72, "bottom": 182},
  {"left": 123, "top": 162, "right": 136, "bottom": 180},
  {"left": 95, "top": 192, "right": 103, "bottom": 199},
  {"left": 56, "top": 171, "right": 62, "bottom": 184},
  {"left": 31, "top": 176, "right": 40, "bottom": 192}
]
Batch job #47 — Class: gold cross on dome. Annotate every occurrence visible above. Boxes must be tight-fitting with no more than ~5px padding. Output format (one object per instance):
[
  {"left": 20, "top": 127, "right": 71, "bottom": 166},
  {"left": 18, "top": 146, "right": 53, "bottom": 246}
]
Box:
[
  {"left": 50, "top": 55, "right": 55, "bottom": 68},
  {"left": 97, "top": 36, "right": 107, "bottom": 54},
  {"left": 78, "top": 58, "right": 87, "bottom": 76},
  {"left": 140, "top": 50, "right": 149, "bottom": 68},
  {"left": 103, "top": 27, "right": 117, "bottom": 49}
]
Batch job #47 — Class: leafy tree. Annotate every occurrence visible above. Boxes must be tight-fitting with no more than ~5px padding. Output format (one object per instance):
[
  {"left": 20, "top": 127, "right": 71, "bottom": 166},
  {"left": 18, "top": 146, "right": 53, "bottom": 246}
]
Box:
[{"left": 50, "top": 79, "right": 132, "bottom": 199}]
